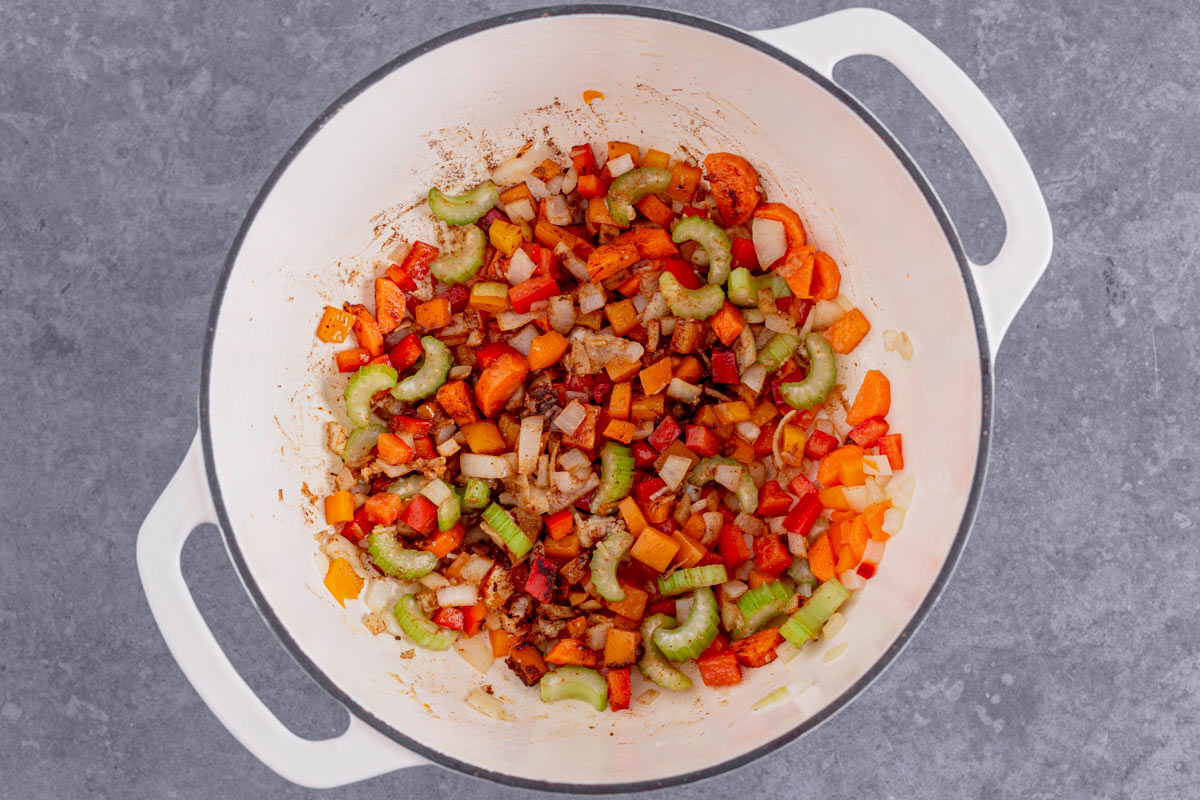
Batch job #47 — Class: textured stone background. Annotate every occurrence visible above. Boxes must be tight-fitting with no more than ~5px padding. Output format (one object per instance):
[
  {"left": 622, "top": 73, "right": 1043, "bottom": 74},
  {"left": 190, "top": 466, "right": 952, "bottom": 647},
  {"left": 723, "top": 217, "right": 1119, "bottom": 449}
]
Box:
[{"left": 2, "top": 1, "right": 1197, "bottom": 798}]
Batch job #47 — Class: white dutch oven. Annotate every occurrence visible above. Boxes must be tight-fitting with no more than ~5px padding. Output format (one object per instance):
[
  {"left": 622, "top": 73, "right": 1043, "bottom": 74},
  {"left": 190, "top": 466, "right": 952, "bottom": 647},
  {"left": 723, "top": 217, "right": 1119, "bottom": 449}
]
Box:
[{"left": 137, "top": 6, "right": 1051, "bottom": 791}]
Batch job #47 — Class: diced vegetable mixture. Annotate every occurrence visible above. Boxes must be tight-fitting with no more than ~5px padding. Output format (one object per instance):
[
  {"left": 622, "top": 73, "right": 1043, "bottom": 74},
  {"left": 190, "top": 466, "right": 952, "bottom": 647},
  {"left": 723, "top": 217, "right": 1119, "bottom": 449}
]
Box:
[{"left": 314, "top": 140, "right": 914, "bottom": 714}]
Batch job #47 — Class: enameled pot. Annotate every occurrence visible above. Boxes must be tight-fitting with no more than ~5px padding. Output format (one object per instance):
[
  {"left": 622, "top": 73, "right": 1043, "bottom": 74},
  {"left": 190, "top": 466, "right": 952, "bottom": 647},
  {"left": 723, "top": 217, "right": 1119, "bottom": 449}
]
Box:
[{"left": 137, "top": 5, "right": 1052, "bottom": 791}]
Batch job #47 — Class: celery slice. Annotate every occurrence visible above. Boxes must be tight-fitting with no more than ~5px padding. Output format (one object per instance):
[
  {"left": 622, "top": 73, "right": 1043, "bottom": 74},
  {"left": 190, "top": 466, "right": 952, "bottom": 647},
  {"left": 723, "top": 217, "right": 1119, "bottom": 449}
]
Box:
[
  {"left": 590, "top": 530, "right": 633, "bottom": 601},
  {"left": 687, "top": 456, "right": 758, "bottom": 513},
  {"left": 779, "top": 579, "right": 850, "bottom": 647},
  {"left": 481, "top": 503, "right": 534, "bottom": 559},
  {"left": 606, "top": 167, "right": 671, "bottom": 226},
  {"left": 658, "top": 565, "right": 728, "bottom": 596},
  {"left": 368, "top": 533, "right": 438, "bottom": 579},
  {"left": 429, "top": 226, "right": 487, "bottom": 285},
  {"left": 590, "top": 442, "right": 634, "bottom": 515},
  {"left": 756, "top": 333, "right": 800, "bottom": 374},
  {"left": 391, "top": 337, "right": 452, "bottom": 403},
  {"left": 428, "top": 180, "right": 498, "bottom": 226},
  {"left": 342, "top": 423, "right": 388, "bottom": 464},
  {"left": 392, "top": 594, "right": 457, "bottom": 650},
  {"left": 733, "top": 579, "right": 794, "bottom": 639},
  {"left": 386, "top": 474, "right": 427, "bottom": 499},
  {"left": 461, "top": 479, "right": 491, "bottom": 510},
  {"left": 539, "top": 666, "right": 608, "bottom": 711},
  {"left": 658, "top": 272, "right": 725, "bottom": 320},
  {"left": 637, "top": 614, "right": 693, "bottom": 691},
  {"left": 672, "top": 216, "right": 733, "bottom": 285},
  {"left": 780, "top": 333, "right": 837, "bottom": 411},
  {"left": 652, "top": 587, "right": 719, "bottom": 662},
  {"left": 437, "top": 490, "right": 461, "bottom": 532},
  {"left": 345, "top": 363, "right": 398, "bottom": 428}
]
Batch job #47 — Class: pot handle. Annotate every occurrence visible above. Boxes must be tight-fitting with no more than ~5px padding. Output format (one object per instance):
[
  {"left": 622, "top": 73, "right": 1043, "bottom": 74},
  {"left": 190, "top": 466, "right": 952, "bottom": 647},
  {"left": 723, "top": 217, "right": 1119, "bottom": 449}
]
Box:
[
  {"left": 754, "top": 8, "right": 1052, "bottom": 358},
  {"left": 136, "top": 434, "right": 425, "bottom": 787}
]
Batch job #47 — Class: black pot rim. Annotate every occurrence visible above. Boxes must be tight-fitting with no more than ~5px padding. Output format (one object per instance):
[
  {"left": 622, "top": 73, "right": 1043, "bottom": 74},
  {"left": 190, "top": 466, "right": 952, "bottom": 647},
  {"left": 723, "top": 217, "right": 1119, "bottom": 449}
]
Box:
[{"left": 199, "top": 4, "right": 992, "bottom": 793}]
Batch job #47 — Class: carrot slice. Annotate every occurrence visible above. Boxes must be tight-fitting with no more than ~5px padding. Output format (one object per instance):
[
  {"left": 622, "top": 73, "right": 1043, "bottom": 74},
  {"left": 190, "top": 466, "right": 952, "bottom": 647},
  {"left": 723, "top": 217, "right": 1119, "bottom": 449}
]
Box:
[
  {"left": 807, "top": 533, "right": 836, "bottom": 582},
  {"left": 846, "top": 369, "right": 891, "bottom": 426}
]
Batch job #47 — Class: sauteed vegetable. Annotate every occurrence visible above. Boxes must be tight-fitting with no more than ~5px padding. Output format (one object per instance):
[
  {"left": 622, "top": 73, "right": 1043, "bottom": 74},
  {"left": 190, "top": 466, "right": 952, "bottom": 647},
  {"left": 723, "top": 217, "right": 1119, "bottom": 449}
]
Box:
[{"left": 314, "top": 140, "right": 914, "bottom": 714}]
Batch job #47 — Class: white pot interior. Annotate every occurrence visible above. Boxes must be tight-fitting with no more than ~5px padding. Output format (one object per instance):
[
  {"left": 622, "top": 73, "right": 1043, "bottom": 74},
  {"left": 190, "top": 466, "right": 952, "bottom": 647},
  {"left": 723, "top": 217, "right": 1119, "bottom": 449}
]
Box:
[{"left": 206, "top": 11, "right": 984, "bottom": 786}]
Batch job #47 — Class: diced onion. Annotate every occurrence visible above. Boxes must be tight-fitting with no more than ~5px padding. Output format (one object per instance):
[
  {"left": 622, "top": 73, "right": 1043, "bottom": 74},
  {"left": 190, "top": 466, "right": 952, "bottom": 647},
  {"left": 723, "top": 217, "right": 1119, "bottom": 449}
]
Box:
[
  {"left": 741, "top": 364, "right": 767, "bottom": 394},
  {"left": 491, "top": 142, "right": 554, "bottom": 185},
  {"left": 885, "top": 475, "right": 916, "bottom": 510},
  {"left": 659, "top": 455, "right": 692, "bottom": 490},
  {"left": 578, "top": 283, "right": 606, "bottom": 314},
  {"left": 862, "top": 454, "right": 892, "bottom": 476},
  {"left": 841, "top": 485, "right": 870, "bottom": 513},
  {"left": 811, "top": 300, "right": 845, "bottom": 330},
  {"left": 507, "top": 247, "right": 538, "bottom": 285},
  {"left": 835, "top": 294, "right": 854, "bottom": 313},
  {"left": 458, "top": 554, "right": 495, "bottom": 585},
  {"left": 553, "top": 471, "right": 582, "bottom": 492},
  {"left": 702, "top": 511, "right": 724, "bottom": 544},
  {"left": 421, "top": 478, "right": 451, "bottom": 506},
  {"left": 823, "top": 641, "right": 849, "bottom": 662},
  {"left": 547, "top": 295, "right": 576, "bottom": 333},
  {"left": 772, "top": 409, "right": 798, "bottom": 470},
  {"left": 437, "top": 584, "right": 479, "bottom": 607},
  {"left": 419, "top": 572, "right": 450, "bottom": 590},
  {"left": 586, "top": 621, "right": 612, "bottom": 652},
  {"left": 362, "top": 578, "right": 402, "bottom": 613},
  {"left": 865, "top": 479, "right": 887, "bottom": 506},
  {"left": 453, "top": 632, "right": 493, "bottom": 674},
  {"left": 558, "top": 448, "right": 590, "bottom": 471},
  {"left": 504, "top": 198, "right": 536, "bottom": 223},
  {"left": 561, "top": 165, "right": 578, "bottom": 195},
  {"left": 837, "top": 571, "right": 867, "bottom": 592},
  {"left": 787, "top": 532, "right": 808, "bottom": 557},
  {"left": 497, "top": 310, "right": 539, "bottom": 331},
  {"left": 742, "top": 308, "right": 765, "bottom": 324},
  {"left": 769, "top": 516, "right": 788, "bottom": 536},
  {"left": 637, "top": 689, "right": 660, "bottom": 706},
  {"left": 715, "top": 464, "right": 743, "bottom": 492},
  {"left": 735, "top": 512, "right": 764, "bottom": 537},
  {"left": 734, "top": 327, "right": 757, "bottom": 372},
  {"left": 883, "top": 330, "right": 898, "bottom": 350},
  {"left": 752, "top": 217, "right": 787, "bottom": 269},
  {"left": 632, "top": 294, "right": 649, "bottom": 314},
  {"left": 861, "top": 538, "right": 885, "bottom": 567},
  {"left": 554, "top": 242, "right": 591, "bottom": 282},
  {"left": 659, "top": 316, "right": 677, "bottom": 335},
  {"left": 721, "top": 579, "right": 748, "bottom": 600},
  {"left": 607, "top": 153, "right": 635, "bottom": 177},
  {"left": 508, "top": 324, "right": 539, "bottom": 356},
  {"left": 666, "top": 378, "right": 702, "bottom": 403},
  {"left": 436, "top": 438, "right": 460, "bottom": 457},
  {"left": 554, "top": 400, "right": 586, "bottom": 434},
  {"left": 460, "top": 453, "right": 513, "bottom": 479},
  {"left": 518, "top": 416, "right": 544, "bottom": 473},
  {"left": 435, "top": 424, "right": 457, "bottom": 444},
  {"left": 641, "top": 292, "right": 668, "bottom": 322},
  {"left": 882, "top": 508, "right": 906, "bottom": 536},
  {"left": 822, "top": 611, "right": 846, "bottom": 639},
  {"left": 736, "top": 421, "right": 761, "bottom": 442},
  {"left": 895, "top": 332, "right": 914, "bottom": 360},
  {"left": 764, "top": 313, "right": 797, "bottom": 335},
  {"left": 546, "top": 175, "right": 565, "bottom": 196},
  {"left": 466, "top": 686, "right": 514, "bottom": 721}
]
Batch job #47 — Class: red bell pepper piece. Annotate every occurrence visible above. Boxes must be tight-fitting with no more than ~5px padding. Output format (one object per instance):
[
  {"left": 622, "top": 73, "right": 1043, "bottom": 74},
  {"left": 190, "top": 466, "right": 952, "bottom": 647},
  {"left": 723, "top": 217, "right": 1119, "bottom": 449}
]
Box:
[
  {"left": 696, "top": 651, "right": 742, "bottom": 687},
  {"left": 647, "top": 598, "right": 677, "bottom": 618},
  {"left": 335, "top": 348, "right": 372, "bottom": 373},
  {"left": 848, "top": 417, "right": 889, "bottom": 448},
  {"left": 770, "top": 368, "right": 806, "bottom": 406},
  {"left": 340, "top": 506, "right": 375, "bottom": 543},
  {"left": 685, "top": 425, "right": 719, "bottom": 458},
  {"left": 730, "top": 237, "right": 758, "bottom": 271},
  {"left": 661, "top": 258, "right": 702, "bottom": 290},
  {"left": 593, "top": 374, "right": 614, "bottom": 406},
  {"left": 878, "top": 434, "right": 904, "bottom": 470},
  {"left": 432, "top": 607, "right": 465, "bottom": 630},
  {"left": 363, "top": 493, "right": 405, "bottom": 525},
  {"left": 476, "top": 342, "right": 521, "bottom": 369},
  {"left": 400, "top": 241, "right": 439, "bottom": 282},
  {"left": 631, "top": 440, "right": 657, "bottom": 470},
  {"left": 753, "top": 420, "right": 778, "bottom": 457},
  {"left": 856, "top": 561, "right": 877, "bottom": 580},
  {"left": 789, "top": 474, "right": 817, "bottom": 499},
  {"left": 782, "top": 493, "right": 822, "bottom": 537},
  {"left": 647, "top": 416, "right": 682, "bottom": 452},
  {"left": 711, "top": 349, "right": 738, "bottom": 384},
  {"left": 804, "top": 430, "right": 839, "bottom": 460},
  {"left": 718, "top": 524, "right": 752, "bottom": 569},
  {"left": 606, "top": 667, "right": 632, "bottom": 711},
  {"left": 524, "top": 554, "right": 558, "bottom": 603},
  {"left": 402, "top": 494, "right": 438, "bottom": 535},
  {"left": 461, "top": 602, "right": 487, "bottom": 637},
  {"left": 412, "top": 436, "right": 436, "bottom": 459},
  {"left": 388, "top": 333, "right": 423, "bottom": 371},
  {"left": 388, "top": 415, "right": 432, "bottom": 435},
  {"left": 509, "top": 276, "right": 559, "bottom": 314},
  {"left": 698, "top": 631, "right": 730, "bottom": 660},
  {"left": 575, "top": 173, "right": 608, "bottom": 198},
  {"left": 633, "top": 476, "right": 666, "bottom": 505},
  {"left": 756, "top": 481, "right": 794, "bottom": 517},
  {"left": 523, "top": 242, "right": 562, "bottom": 280},
  {"left": 573, "top": 488, "right": 596, "bottom": 513},
  {"left": 570, "top": 144, "right": 599, "bottom": 176},
  {"left": 544, "top": 508, "right": 574, "bottom": 540},
  {"left": 438, "top": 283, "right": 470, "bottom": 313},
  {"left": 475, "top": 206, "right": 509, "bottom": 234},
  {"left": 753, "top": 535, "right": 792, "bottom": 575},
  {"left": 680, "top": 205, "right": 709, "bottom": 219}
]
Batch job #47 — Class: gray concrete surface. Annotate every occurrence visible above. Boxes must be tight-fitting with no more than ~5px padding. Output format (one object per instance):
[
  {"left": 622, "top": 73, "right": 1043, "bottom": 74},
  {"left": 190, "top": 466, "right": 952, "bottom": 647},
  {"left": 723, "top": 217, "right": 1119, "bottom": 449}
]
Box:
[{"left": 1, "top": 0, "right": 1197, "bottom": 797}]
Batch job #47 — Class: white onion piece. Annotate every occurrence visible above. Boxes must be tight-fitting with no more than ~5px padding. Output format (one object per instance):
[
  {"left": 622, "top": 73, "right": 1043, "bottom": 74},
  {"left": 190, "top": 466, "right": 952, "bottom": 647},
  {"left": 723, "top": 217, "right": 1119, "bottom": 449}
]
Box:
[
  {"left": 586, "top": 621, "right": 611, "bottom": 652},
  {"left": 861, "top": 538, "right": 885, "bottom": 567},
  {"left": 787, "top": 532, "right": 808, "bottom": 557},
  {"left": 458, "top": 554, "right": 495, "bottom": 585},
  {"left": 886, "top": 475, "right": 916, "bottom": 510},
  {"left": 659, "top": 316, "right": 677, "bottom": 336},
  {"left": 632, "top": 294, "right": 649, "bottom": 313},
  {"left": 659, "top": 455, "right": 692, "bottom": 490},
  {"left": 822, "top": 611, "right": 846, "bottom": 639},
  {"left": 578, "top": 282, "right": 606, "bottom": 314},
  {"left": 764, "top": 313, "right": 797, "bottom": 335},
  {"left": 736, "top": 421, "right": 761, "bottom": 442},
  {"left": 702, "top": 512, "right": 724, "bottom": 546},
  {"left": 835, "top": 294, "right": 855, "bottom": 313},
  {"left": 466, "top": 687, "right": 514, "bottom": 721},
  {"left": 811, "top": 300, "right": 845, "bottom": 330},
  {"left": 607, "top": 153, "right": 635, "bottom": 177},
  {"left": 862, "top": 454, "right": 893, "bottom": 476},
  {"left": 666, "top": 378, "right": 702, "bottom": 403},
  {"left": 769, "top": 516, "right": 788, "bottom": 536},
  {"left": 436, "top": 438, "right": 460, "bottom": 457},
  {"left": 865, "top": 479, "right": 887, "bottom": 506},
  {"left": 544, "top": 193, "right": 571, "bottom": 225},
  {"left": 558, "top": 448, "right": 590, "bottom": 471},
  {"left": 546, "top": 174, "right": 564, "bottom": 195},
  {"left": 752, "top": 217, "right": 787, "bottom": 269},
  {"left": 741, "top": 364, "right": 767, "bottom": 394},
  {"left": 552, "top": 471, "right": 581, "bottom": 493},
  {"left": 420, "top": 478, "right": 451, "bottom": 506},
  {"left": 715, "top": 464, "right": 743, "bottom": 492},
  {"left": 742, "top": 308, "right": 766, "bottom": 324},
  {"left": 507, "top": 247, "right": 538, "bottom": 285},
  {"left": 437, "top": 584, "right": 479, "bottom": 607},
  {"left": 419, "top": 572, "right": 450, "bottom": 590},
  {"left": 882, "top": 508, "right": 906, "bottom": 536},
  {"left": 883, "top": 329, "right": 898, "bottom": 351},
  {"left": 435, "top": 423, "right": 457, "bottom": 444},
  {"left": 460, "top": 454, "right": 513, "bottom": 479},
  {"left": 641, "top": 292, "right": 668, "bottom": 322},
  {"left": 362, "top": 578, "right": 402, "bottom": 613},
  {"left": 561, "top": 165, "right": 578, "bottom": 195},
  {"left": 735, "top": 512, "right": 764, "bottom": 537},
  {"left": 554, "top": 242, "right": 591, "bottom": 282},
  {"left": 518, "top": 416, "right": 544, "bottom": 473},
  {"left": 841, "top": 485, "right": 870, "bottom": 513},
  {"left": 772, "top": 409, "right": 798, "bottom": 470},
  {"left": 734, "top": 327, "right": 757, "bottom": 372},
  {"left": 547, "top": 295, "right": 576, "bottom": 333},
  {"left": 454, "top": 635, "right": 494, "bottom": 675},
  {"left": 721, "top": 579, "right": 748, "bottom": 600},
  {"left": 508, "top": 324, "right": 539, "bottom": 356},
  {"left": 491, "top": 141, "right": 554, "bottom": 185},
  {"left": 838, "top": 571, "right": 867, "bottom": 591},
  {"left": 524, "top": 178, "right": 550, "bottom": 201},
  {"left": 497, "top": 310, "right": 539, "bottom": 331},
  {"left": 504, "top": 198, "right": 536, "bottom": 223},
  {"left": 554, "top": 401, "right": 586, "bottom": 434},
  {"left": 894, "top": 331, "right": 914, "bottom": 360}
]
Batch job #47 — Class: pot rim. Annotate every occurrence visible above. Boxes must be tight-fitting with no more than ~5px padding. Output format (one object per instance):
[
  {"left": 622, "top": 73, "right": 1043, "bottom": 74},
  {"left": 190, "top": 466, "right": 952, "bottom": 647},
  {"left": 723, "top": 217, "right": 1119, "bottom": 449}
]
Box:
[{"left": 199, "top": 4, "right": 992, "bottom": 792}]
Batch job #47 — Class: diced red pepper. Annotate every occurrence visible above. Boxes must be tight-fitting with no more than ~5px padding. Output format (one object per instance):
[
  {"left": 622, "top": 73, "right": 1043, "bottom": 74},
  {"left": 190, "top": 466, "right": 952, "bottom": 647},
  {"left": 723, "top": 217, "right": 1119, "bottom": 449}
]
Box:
[
  {"left": 570, "top": 144, "right": 599, "bottom": 176},
  {"left": 631, "top": 441, "right": 658, "bottom": 470},
  {"left": 432, "top": 607, "right": 465, "bottom": 630},
  {"left": 789, "top": 474, "right": 817, "bottom": 499},
  {"left": 545, "top": 508, "right": 574, "bottom": 540},
  {"left": 524, "top": 554, "right": 558, "bottom": 603},
  {"left": 461, "top": 602, "right": 487, "bottom": 637},
  {"left": 399, "top": 241, "right": 439, "bottom": 283},
  {"left": 770, "top": 368, "right": 806, "bottom": 406},
  {"left": 476, "top": 342, "right": 521, "bottom": 369},
  {"left": 523, "top": 242, "right": 562, "bottom": 280},
  {"left": 363, "top": 493, "right": 405, "bottom": 525},
  {"left": 856, "top": 561, "right": 877, "bottom": 580},
  {"left": 680, "top": 205, "right": 709, "bottom": 219},
  {"left": 647, "top": 598, "right": 677, "bottom": 617},
  {"left": 402, "top": 494, "right": 438, "bottom": 535},
  {"left": 573, "top": 488, "right": 596, "bottom": 513},
  {"left": 789, "top": 298, "right": 813, "bottom": 327},
  {"left": 756, "top": 481, "right": 794, "bottom": 517},
  {"left": 753, "top": 535, "right": 792, "bottom": 575},
  {"left": 340, "top": 506, "right": 375, "bottom": 543},
  {"left": 848, "top": 417, "right": 889, "bottom": 447},
  {"left": 606, "top": 667, "right": 632, "bottom": 711},
  {"left": 730, "top": 237, "right": 758, "bottom": 271},
  {"left": 388, "top": 333, "right": 423, "bottom": 371},
  {"left": 509, "top": 276, "right": 559, "bottom": 314},
  {"left": 753, "top": 420, "right": 778, "bottom": 457},
  {"left": 711, "top": 349, "right": 738, "bottom": 384},
  {"left": 782, "top": 492, "right": 822, "bottom": 536},
  {"left": 593, "top": 375, "right": 614, "bottom": 407},
  {"left": 718, "top": 523, "right": 752, "bottom": 569},
  {"left": 616, "top": 274, "right": 641, "bottom": 298},
  {"left": 388, "top": 415, "right": 432, "bottom": 435},
  {"left": 336, "top": 348, "right": 372, "bottom": 373},
  {"left": 413, "top": 436, "right": 436, "bottom": 460},
  {"left": 648, "top": 417, "right": 682, "bottom": 452},
  {"left": 661, "top": 258, "right": 702, "bottom": 290},
  {"left": 685, "top": 425, "right": 719, "bottom": 458},
  {"left": 697, "top": 651, "right": 742, "bottom": 687},
  {"left": 475, "top": 206, "right": 509, "bottom": 234},
  {"left": 633, "top": 477, "right": 666, "bottom": 505},
  {"left": 386, "top": 263, "right": 417, "bottom": 291},
  {"left": 878, "top": 434, "right": 904, "bottom": 470},
  {"left": 698, "top": 631, "right": 730, "bottom": 660},
  {"left": 575, "top": 173, "right": 608, "bottom": 198},
  {"left": 804, "top": 430, "right": 839, "bottom": 460},
  {"left": 438, "top": 283, "right": 470, "bottom": 313}
]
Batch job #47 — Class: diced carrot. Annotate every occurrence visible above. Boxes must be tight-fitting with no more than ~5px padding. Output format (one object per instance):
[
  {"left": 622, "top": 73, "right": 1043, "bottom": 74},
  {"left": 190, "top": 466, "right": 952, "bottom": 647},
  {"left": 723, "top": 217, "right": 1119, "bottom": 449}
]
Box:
[
  {"left": 607, "top": 141, "right": 641, "bottom": 165},
  {"left": 682, "top": 512, "right": 707, "bottom": 541},
  {"left": 316, "top": 306, "right": 356, "bottom": 343},
  {"left": 461, "top": 420, "right": 507, "bottom": 454},
  {"left": 587, "top": 242, "right": 641, "bottom": 281},
  {"left": 636, "top": 194, "right": 675, "bottom": 228},
  {"left": 566, "top": 616, "right": 588, "bottom": 639},
  {"left": 376, "top": 432, "right": 413, "bottom": 465},
  {"left": 643, "top": 495, "right": 673, "bottom": 525},
  {"left": 489, "top": 628, "right": 520, "bottom": 658},
  {"left": 846, "top": 369, "right": 892, "bottom": 426},
  {"left": 709, "top": 302, "right": 745, "bottom": 346},
  {"left": 374, "top": 278, "right": 406, "bottom": 334},
  {"left": 863, "top": 501, "right": 892, "bottom": 541},
  {"left": 751, "top": 402, "right": 779, "bottom": 426},
  {"left": 672, "top": 531, "right": 706, "bottom": 568},
  {"left": 606, "top": 358, "right": 642, "bottom": 383},
  {"left": 807, "top": 533, "right": 836, "bottom": 582},
  {"left": 561, "top": 403, "right": 600, "bottom": 451},
  {"left": 587, "top": 196, "right": 621, "bottom": 228},
  {"left": 811, "top": 251, "right": 842, "bottom": 300},
  {"left": 746, "top": 570, "right": 773, "bottom": 590},
  {"left": 414, "top": 297, "right": 452, "bottom": 331},
  {"left": 323, "top": 490, "right": 355, "bottom": 524},
  {"left": 618, "top": 496, "right": 648, "bottom": 536},
  {"left": 616, "top": 274, "right": 642, "bottom": 297},
  {"left": 527, "top": 330, "right": 569, "bottom": 371},
  {"left": 730, "top": 628, "right": 783, "bottom": 668},
  {"left": 666, "top": 162, "right": 702, "bottom": 204},
  {"left": 603, "top": 419, "right": 636, "bottom": 444},
  {"left": 608, "top": 381, "right": 633, "bottom": 421},
  {"left": 639, "top": 357, "right": 673, "bottom": 396},
  {"left": 615, "top": 227, "right": 678, "bottom": 259},
  {"left": 817, "top": 444, "right": 866, "bottom": 488},
  {"left": 630, "top": 527, "right": 680, "bottom": 572},
  {"left": 752, "top": 202, "right": 807, "bottom": 250},
  {"left": 334, "top": 347, "right": 371, "bottom": 373},
  {"left": 729, "top": 438, "right": 755, "bottom": 464},
  {"left": 323, "top": 558, "right": 363, "bottom": 607},
  {"left": 842, "top": 515, "right": 869, "bottom": 570},
  {"left": 543, "top": 533, "right": 582, "bottom": 562},
  {"left": 817, "top": 486, "right": 851, "bottom": 511},
  {"left": 436, "top": 380, "right": 481, "bottom": 427},
  {"left": 604, "top": 581, "right": 648, "bottom": 621},
  {"left": 363, "top": 493, "right": 405, "bottom": 525},
  {"left": 776, "top": 246, "right": 815, "bottom": 298},
  {"left": 423, "top": 522, "right": 464, "bottom": 558},
  {"left": 696, "top": 651, "right": 742, "bottom": 686},
  {"left": 507, "top": 643, "right": 549, "bottom": 685},
  {"left": 604, "top": 299, "right": 640, "bottom": 336},
  {"left": 475, "top": 352, "right": 530, "bottom": 417},
  {"left": 347, "top": 304, "right": 384, "bottom": 356},
  {"left": 825, "top": 308, "right": 871, "bottom": 354},
  {"left": 643, "top": 148, "right": 670, "bottom": 169},
  {"left": 630, "top": 393, "right": 666, "bottom": 421},
  {"left": 703, "top": 152, "right": 761, "bottom": 226},
  {"left": 714, "top": 400, "right": 751, "bottom": 424},
  {"left": 534, "top": 220, "right": 594, "bottom": 260},
  {"left": 603, "top": 628, "right": 641, "bottom": 667},
  {"left": 879, "top": 434, "right": 904, "bottom": 470},
  {"left": 673, "top": 356, "right": 704, "bottom": 384}
]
